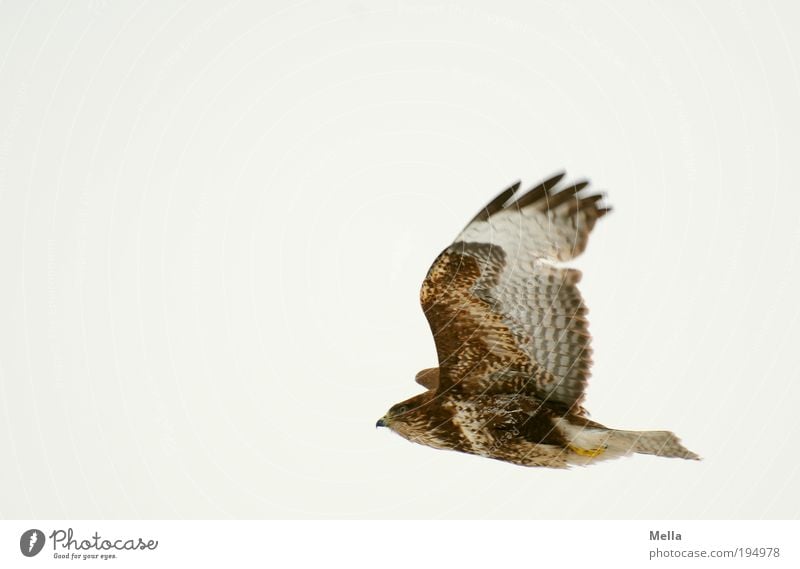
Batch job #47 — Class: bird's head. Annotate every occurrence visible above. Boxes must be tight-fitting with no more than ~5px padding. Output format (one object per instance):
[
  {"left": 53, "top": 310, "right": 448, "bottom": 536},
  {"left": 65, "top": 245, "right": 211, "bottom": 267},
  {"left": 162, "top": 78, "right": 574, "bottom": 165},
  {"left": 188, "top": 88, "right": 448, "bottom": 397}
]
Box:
[{"left": 376, "top": 392, "right": 434, "bottom": 439}]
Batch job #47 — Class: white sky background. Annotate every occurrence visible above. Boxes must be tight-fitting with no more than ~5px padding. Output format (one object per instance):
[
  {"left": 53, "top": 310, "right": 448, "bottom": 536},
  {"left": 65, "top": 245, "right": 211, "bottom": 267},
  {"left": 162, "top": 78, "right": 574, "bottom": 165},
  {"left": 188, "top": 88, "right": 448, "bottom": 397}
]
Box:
[{"left": 0, "top": 0, "right": 799, "bottom": 519}]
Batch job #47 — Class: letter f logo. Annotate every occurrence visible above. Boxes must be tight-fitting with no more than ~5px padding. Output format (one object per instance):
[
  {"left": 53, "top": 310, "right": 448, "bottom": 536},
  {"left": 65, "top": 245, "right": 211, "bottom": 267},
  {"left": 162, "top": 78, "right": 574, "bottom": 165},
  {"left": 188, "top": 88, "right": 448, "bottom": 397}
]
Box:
[{"left": 20, "top": 529, "right": 45, "bottom": 557}]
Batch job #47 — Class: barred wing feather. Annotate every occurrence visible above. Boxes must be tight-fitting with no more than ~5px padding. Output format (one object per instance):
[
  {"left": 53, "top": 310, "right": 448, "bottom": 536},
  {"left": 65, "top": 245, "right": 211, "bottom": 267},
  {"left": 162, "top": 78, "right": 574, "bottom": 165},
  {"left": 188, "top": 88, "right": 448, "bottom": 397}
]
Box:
[{"left": 420, "top": 173, "right": 610, "bottom": 412}]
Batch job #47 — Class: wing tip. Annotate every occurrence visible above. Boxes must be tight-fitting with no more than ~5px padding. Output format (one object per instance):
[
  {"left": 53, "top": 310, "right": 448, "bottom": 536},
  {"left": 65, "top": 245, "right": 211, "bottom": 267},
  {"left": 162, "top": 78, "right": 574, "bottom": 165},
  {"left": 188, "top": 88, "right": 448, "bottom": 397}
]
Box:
[
  {"left": 463, "top": 171, "right": 612, "bottom": 228},
  {"left": 544, "top": 179, "right": 592, "bottom": 209},
  {"left": 542, "top": 170, "right": 567, "bottom": 190},
  {"left": 469, "top": 179, "right": 523, "bottom": 223},
  {"left": 508, "top": 171, "right": 568, "bottom": 210}
]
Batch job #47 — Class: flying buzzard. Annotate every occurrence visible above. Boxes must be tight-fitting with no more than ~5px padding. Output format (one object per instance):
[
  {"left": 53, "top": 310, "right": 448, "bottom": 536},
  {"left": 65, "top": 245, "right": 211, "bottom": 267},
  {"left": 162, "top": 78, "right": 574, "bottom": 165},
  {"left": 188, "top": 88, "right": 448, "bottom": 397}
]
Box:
[{"left": 377, "top": 172, "right": 698, "bottom": 468}]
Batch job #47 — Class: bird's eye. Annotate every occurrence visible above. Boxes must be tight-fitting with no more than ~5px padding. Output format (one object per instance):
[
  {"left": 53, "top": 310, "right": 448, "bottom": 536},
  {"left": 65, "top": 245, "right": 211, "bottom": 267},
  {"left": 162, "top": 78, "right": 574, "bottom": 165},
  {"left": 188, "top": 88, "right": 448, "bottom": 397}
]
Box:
[{"left": 396, "top": 405, "right": 408, "bottom": 414}]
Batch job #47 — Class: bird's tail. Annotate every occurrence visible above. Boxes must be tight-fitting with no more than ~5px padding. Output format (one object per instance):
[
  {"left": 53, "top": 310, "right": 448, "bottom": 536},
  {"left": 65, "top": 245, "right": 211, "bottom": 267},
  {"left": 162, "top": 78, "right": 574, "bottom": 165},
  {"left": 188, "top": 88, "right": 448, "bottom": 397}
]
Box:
[
  {"left": 605, "top": 429, "right": 700, "bottom": 460},
  {"left": 559, "top": 417, "right": 700, "bottom": 464}
]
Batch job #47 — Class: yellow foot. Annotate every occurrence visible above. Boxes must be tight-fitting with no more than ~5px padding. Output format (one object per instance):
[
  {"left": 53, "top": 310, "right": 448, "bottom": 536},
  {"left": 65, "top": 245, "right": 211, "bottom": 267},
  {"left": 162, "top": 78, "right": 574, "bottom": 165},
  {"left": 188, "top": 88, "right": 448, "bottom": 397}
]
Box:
[{"left": 568, "top": 444, "right": 606, "bottom": 458}]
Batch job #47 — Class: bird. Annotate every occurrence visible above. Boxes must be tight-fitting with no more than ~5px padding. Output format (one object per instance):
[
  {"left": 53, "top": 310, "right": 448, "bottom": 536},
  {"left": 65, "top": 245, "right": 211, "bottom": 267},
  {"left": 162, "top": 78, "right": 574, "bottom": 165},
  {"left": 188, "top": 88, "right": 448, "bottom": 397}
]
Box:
[{"left": 376, "top": 172, "right": 699, "bottom": 468}]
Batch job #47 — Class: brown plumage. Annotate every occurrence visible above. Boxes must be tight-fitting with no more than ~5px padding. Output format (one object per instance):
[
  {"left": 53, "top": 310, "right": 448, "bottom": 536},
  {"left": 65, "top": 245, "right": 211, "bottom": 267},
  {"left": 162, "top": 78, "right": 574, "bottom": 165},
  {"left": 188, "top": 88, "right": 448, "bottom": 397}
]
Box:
[{"left": 377, "top": 172, "right": 698, "bottom": 468}]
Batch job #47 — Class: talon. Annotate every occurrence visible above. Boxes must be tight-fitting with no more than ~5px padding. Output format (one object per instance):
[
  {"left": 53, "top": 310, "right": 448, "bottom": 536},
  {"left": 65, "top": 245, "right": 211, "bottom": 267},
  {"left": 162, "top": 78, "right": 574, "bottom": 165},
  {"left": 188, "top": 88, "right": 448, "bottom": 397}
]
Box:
[{"left": 568, "top": 444, "right": 606, "bottom": 458}]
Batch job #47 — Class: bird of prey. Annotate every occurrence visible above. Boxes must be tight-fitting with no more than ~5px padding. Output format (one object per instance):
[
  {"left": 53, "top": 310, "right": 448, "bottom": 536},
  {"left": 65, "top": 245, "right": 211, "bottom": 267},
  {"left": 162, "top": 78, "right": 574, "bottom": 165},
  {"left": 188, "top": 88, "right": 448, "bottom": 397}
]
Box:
[{"left": 377, "top": 172, "right": 698, "bottom": 468}]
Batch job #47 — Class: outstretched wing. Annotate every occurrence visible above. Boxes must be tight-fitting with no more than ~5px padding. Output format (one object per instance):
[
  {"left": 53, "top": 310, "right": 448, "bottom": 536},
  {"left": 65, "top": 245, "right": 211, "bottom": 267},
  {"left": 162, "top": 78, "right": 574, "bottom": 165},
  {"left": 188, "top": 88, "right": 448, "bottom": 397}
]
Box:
[{"left": 420, "top": 172, "right": 610, "bottom": 411}]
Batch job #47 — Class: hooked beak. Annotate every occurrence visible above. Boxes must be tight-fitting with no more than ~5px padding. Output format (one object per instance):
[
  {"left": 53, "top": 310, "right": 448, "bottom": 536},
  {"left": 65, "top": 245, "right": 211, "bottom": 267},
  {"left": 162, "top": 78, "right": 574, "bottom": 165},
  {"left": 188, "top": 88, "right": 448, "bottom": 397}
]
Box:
[{"left": 376, "top": 417, "right": 387, "bottom": 428}]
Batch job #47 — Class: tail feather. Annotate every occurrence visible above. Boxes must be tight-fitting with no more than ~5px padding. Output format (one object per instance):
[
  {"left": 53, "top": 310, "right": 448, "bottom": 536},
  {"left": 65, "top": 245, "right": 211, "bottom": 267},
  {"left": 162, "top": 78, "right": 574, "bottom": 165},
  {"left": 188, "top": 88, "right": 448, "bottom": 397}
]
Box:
[
  {"left": 607, "top": 429, "right": 700, "bottom": 460},
  {"left": 558, "top": 417, "right": 700, "bottom": 465}
]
